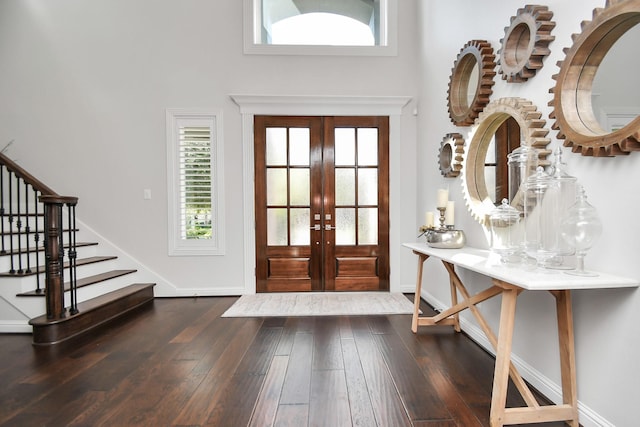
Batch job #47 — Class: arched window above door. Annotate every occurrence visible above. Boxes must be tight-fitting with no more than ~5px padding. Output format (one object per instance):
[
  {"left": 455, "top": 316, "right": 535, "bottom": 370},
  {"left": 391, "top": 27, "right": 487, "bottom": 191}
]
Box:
[{"left": 243, "top": 0, "right": 397, "bottom": 56}]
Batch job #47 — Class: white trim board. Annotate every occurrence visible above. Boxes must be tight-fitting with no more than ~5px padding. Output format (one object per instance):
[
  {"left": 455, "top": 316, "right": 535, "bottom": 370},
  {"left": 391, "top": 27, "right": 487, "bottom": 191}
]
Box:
[{"left": 230, "top": 94, "right": 412, "bottom": 295}]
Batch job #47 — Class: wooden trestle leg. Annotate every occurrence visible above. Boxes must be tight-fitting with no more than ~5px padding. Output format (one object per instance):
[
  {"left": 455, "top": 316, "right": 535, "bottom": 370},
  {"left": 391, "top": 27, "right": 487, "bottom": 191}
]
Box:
[
  {"left": 411, "top": 251, "right": 429, "bottom": 333},
  {"left": 410, "top": 251, "right": 580, "bottom": 426}
]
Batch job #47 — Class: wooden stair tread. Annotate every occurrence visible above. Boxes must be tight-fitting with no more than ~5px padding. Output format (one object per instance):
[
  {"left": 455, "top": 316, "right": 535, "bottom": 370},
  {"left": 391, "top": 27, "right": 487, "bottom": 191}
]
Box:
[
  {"left": 0, "top": 255, "right": 117, "bottom": 277},
  {"left": 16, "top": 269, "right": 138, "bottom": 296},
  {"left": 29, "top": 283, "right": 155, "bottom": 345}
]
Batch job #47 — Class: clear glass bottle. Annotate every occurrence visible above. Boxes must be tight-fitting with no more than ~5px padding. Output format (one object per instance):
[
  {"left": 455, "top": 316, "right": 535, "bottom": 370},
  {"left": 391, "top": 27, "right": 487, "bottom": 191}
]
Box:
[
  {"left": 523, "top": 166, "right": 561, "bottom": 267},
  {"left": 489, "top": 198, "right": 522, "bottom": 263},
  {"left": 560, "top": 184, "right": 602, "bottom": 276},
  {"left": 507, "top": 145, "right": 538, "bottom": 213},
  {"left": 547, "top": 147, "right": 578, "bottom": 267}
]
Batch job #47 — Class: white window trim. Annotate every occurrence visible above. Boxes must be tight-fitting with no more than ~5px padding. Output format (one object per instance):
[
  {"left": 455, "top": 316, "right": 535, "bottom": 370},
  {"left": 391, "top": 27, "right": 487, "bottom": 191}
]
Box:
[
  {"left": 242, "top": 0, "right": 398, "bottom": 56},
  {"left": 166, "top": 108, "right": 225, "bottom": 256},
  {"left": 230, "top": 94, "right": 412, "bottom": 294}
]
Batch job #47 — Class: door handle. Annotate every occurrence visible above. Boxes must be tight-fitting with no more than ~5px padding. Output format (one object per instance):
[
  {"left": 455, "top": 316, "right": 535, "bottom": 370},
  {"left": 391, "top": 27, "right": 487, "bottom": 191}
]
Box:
[
  {"left": 325, "top": 225, "right": 336, "bottom": 231},
  {"left": 310, "top": 224, "right": 321, "bottom": 231}
]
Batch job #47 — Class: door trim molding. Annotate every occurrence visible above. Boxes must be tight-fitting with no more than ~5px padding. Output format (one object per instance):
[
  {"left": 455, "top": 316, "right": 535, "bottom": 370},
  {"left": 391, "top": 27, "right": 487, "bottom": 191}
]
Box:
[{"left": 231, "top": 94, "right": 412, "bottom": 294}]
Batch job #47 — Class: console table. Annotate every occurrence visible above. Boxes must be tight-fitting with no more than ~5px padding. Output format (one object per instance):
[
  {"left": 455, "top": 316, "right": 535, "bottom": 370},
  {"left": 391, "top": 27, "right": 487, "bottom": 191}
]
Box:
[{"left": 403, "top": 242, "right": 638, "bottom": 427}]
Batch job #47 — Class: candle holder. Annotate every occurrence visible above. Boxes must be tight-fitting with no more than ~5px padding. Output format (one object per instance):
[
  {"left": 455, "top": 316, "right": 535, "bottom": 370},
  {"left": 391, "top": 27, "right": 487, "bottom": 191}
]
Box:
[{"left": 437, "top": 206, "right": 447, "bottom": 230}]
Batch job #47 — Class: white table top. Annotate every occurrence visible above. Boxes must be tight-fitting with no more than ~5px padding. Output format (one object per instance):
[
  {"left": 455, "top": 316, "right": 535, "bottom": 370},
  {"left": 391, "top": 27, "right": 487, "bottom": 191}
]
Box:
[{"left": 403, "top": 242, "right": 639, "bottom": 291}]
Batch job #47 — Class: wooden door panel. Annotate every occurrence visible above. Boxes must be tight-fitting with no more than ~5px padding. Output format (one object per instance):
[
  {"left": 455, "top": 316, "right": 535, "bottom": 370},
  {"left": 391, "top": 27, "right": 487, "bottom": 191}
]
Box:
[
  {"left": 268, "top": 258, "right": 311, "bottom": 278},
  {"left": 255, "top": 115, "right": 389, "bottom": 293},
  {"left": 335, "top": 257, "right": 377, "bottom": 277}
]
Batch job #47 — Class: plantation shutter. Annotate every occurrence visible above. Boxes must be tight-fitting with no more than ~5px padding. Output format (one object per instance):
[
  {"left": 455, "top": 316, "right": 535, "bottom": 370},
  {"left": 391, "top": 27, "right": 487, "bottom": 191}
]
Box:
[{"left": 179, "top": 125, "right": 212, "bottom": 240}]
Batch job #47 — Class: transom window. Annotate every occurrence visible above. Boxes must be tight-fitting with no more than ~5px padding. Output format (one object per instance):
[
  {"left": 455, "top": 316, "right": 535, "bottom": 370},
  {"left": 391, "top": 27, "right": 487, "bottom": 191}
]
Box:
[{"left": 244, "top": 0, "right": 397, "bottom": 56}]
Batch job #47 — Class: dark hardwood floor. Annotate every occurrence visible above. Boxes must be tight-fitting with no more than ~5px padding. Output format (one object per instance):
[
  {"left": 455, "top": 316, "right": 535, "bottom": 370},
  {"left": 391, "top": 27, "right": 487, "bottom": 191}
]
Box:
[{"left": 0, "top": 295, "right": 567, "bottom": 427}]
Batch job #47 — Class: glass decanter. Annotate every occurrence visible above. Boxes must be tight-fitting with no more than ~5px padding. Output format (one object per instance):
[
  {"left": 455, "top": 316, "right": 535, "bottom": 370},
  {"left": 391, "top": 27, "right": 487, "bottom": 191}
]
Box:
[{"left": 560, "top": 184, "right": 602, "bottom": 276}]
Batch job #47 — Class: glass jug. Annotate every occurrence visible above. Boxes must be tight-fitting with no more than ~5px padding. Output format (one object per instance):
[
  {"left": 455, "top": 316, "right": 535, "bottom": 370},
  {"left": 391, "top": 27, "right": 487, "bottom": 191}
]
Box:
[
  {"left": 507, "top": 145, "right": 538, "bottom": 213},
  {"left": 523, "top": 166, "right": 561, "bottom": 267},
  {"left": 489, "top": 198, "right": 522, "bottom": 263}
]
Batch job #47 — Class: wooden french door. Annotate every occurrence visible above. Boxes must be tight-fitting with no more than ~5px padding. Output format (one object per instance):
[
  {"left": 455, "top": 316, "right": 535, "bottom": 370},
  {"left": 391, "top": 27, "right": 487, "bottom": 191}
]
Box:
[{"left": 254, "top": 115, "right": 389, "bottom": 293}]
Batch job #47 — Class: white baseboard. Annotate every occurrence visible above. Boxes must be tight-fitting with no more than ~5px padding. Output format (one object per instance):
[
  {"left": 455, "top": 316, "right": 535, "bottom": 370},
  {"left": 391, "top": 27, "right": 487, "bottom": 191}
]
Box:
[
  {"left": 417, "top": 289, "right": 611, "bottom": 427},
  {"left": 0, "top": 320, "right": 31, "bottom": 333}
]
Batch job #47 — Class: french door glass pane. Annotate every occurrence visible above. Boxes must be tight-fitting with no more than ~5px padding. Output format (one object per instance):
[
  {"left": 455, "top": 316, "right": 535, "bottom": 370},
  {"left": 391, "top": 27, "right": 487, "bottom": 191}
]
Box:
[
  {"left": 335, "top": 168, "right": 355, "bottom": 205},
  {"left": 357, "top": 128, "right": 378, "bottom": 165},
  {"left": 335, "top": 128, "right": 356, "bottom": 165},
  {"left": 358, "top": 169, "right": 378, "bottom": 205},
  {"left": 485, "top": 165, "right": 496, "bottom": 202},
  {"left": 336, "top": 208, "right": 356, "bottom": 245},
  {"left": 290, "top": 168, "right": 310, "bottom": 205},
  {"left": 267, "top": 208, "right": 288, "bottom": 246},
  {"left": 358, "top": 208, "right": 378, "bottom": 245},
  {"left": 266, "top": 169, "right": 287, "bottom": 205},
  {"left": 486, "top": 136, "right": 496, "bottom": 163},
  {"left": 290, "top": 208, "right": 310, "bottom": 245},
  {"left": 266, "top": 128, "right": 287, "bottom": 165},
  {"left": 289, "top": 128, "right": 310, "bottom": 166}
]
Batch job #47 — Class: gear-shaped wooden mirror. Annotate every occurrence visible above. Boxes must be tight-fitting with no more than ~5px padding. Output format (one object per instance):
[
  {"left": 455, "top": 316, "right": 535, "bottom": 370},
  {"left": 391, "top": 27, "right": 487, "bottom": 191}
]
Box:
[
  {"left": 498, "top": 5, "right": 555, "bottom": 83},
  {"left": 438, "top": 133, "right": 465, "bottom": 177},
  {"left": 550, "top": 0, "right": 640, "bottom": 156},
  {"left": 461, "top": 97, "right": 551, "bottom": 226},
  {"left": 447, "top": 40, "right": 496, "bottom": 126}
]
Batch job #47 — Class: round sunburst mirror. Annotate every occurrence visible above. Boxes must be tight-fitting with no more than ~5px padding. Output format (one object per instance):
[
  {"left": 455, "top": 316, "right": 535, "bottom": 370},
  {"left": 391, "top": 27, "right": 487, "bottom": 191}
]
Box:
[
  {"left": 461, "top": 97, "right": 551, "bottom": 225},
  {"left": 447, "top": 40, "right": 496, "bottom": 126},
  {"left": 438, "top": 133, "right": 465, "bottom": 177},
  {"left": 550, "top": 0, "right": 640, "bottom": 156},
  {"left": 498, "top": 5, "right": 556, "bottom": 82}
]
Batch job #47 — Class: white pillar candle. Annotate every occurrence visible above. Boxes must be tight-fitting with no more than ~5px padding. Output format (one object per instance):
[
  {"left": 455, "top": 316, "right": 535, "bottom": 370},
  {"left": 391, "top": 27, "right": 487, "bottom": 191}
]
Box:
[
  {"left": 425, "top": 211, "right": 434, "bottom": 228},
  {"left": 445, "top": 201, "right": 455, "bottom": 225},
  {"left": 436, "top": 189, "right": 449, "bottom": 208}
]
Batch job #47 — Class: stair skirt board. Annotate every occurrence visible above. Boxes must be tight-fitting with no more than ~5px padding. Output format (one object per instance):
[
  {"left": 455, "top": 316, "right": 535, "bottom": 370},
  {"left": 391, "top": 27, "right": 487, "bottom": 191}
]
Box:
[{"left": 29, "top": 283, "right": 155, "bottom": 346}]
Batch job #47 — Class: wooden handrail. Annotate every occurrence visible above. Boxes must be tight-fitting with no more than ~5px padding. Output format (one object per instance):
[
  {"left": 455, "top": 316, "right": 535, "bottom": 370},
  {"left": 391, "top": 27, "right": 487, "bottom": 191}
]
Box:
[
  {"left": 0, "top": 152, "right": 57, "bottom": 196},
  {"left": 0, "top": 152, "right": 79, "bottom": 321}
]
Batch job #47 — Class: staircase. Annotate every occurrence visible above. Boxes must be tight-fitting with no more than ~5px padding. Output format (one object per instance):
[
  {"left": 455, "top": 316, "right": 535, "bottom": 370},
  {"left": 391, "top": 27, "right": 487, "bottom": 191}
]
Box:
[{"left": 0, "top": 153, "right": 155, "bottom": 345}]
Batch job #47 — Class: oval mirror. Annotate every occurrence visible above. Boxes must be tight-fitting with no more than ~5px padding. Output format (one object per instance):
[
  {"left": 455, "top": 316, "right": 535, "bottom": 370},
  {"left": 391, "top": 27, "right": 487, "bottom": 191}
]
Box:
[
  {"left": 462, "top": 98, "right": 551, "bottom": 225},
  {"left": 447, "top": 40, "right": 496, "bottom": 126},
  {"left": 550, "top": 1, "right": 640, "bottom": 156}
]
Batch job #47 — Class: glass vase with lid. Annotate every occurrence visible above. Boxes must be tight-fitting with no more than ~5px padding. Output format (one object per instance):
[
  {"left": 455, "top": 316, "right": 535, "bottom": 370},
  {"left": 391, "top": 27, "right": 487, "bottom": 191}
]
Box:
[
  {"left": 507, "top": 145, "right": 538, "bottom": 213},
  {"left": 560, "top": 184, "right": 603, "bottom": 276},
  {"left": 547, "top": 147, "right": 578, "bottom": 267},
  {"left": 489, "top": 198, "right": 522, "bottom": 263},
  {"left": 522, "top": 166, "right": 561, "bottom": 267}
]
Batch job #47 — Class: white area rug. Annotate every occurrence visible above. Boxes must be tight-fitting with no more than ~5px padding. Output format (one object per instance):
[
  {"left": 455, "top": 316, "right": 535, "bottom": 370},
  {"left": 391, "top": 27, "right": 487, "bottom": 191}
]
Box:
[{"left": 221, "top": 292, "right": 416, "bottom": 317}]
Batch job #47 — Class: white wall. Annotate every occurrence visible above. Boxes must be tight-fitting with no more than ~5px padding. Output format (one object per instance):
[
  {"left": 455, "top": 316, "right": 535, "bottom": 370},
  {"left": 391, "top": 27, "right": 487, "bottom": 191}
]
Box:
[
  {"left": 417, "top": 1, "right": 640, "bottom": 426},
  {"left": 0, "top": 0, "right": 419, "bottom": 296},
  {"left": 2, "top": 0, "right": 639, "bottom": 424}
]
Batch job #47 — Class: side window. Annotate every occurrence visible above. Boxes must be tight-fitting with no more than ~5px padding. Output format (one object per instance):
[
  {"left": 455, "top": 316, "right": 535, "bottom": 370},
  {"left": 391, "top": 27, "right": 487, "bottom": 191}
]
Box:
[
  {"left": 243, "top": 0, "right": 397, "bottom": 56},
  {"left": 166, "top": 109, "right": 225, "bottom": 255}
]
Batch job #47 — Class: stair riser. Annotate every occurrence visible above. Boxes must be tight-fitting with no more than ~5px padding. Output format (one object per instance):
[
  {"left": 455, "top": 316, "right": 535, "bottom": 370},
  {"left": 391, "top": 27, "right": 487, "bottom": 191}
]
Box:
[
  {"left": 30, "top": 284, "right": 155, "bottom": 345},
  {"left": 0, "top": 245, "right": 99, "bottom": 273}
]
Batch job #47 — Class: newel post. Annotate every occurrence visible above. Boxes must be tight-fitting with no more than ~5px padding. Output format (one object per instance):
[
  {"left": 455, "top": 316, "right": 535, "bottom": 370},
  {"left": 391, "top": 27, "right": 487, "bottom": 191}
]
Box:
[{"left": 39, "top": 195, "right": 78, "bottom": 320}]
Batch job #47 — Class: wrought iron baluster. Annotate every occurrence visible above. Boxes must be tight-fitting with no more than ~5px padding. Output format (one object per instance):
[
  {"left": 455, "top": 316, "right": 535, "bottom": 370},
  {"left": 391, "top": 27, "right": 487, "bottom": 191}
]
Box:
[
  {"left": 57, "top": 203, "right": 65, "bottom": 316},
  {"left": 8, "top": 173, "right": 14, "bottom": 273},
  {"left": 24, "top": 181, "right": 32, "bottom": 274},
  {"left": 34, "top": 189, "right": 42, "bottom": 293},
  {"left": 67, "top": 202, "right": 78, "bottom": 315},
  {"left": 16, "top": 176, "right": 23, "bottom": 274}
]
